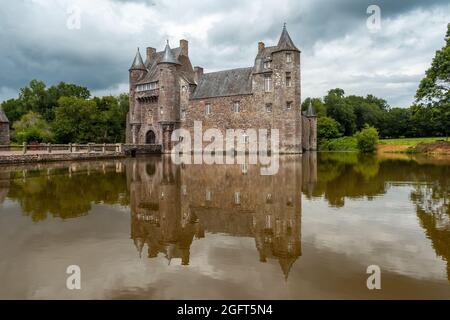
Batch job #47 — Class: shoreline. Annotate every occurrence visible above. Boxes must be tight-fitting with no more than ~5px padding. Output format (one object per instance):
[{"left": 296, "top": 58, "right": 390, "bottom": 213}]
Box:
[{"left": 0, "top": 152, "right": 126, "bottom": 165}]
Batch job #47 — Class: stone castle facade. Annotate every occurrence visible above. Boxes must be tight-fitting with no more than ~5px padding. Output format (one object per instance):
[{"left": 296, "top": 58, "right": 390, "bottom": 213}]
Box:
[
  {"left": 0, "top": 108, "right": 10, "bottom": 145},
  {"left": 126, "top": 25, "right": 317, "bottom": 153}
]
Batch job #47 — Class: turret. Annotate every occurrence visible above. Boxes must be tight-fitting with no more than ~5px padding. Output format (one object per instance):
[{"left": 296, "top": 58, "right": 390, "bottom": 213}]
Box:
[
  {"left": 129, "top": 48, "right": 147, "bottom": 87},
  {"left": 157, "top": 41, "right": 180, "bottom": 123},
  {"left": 271, "top": 23, "right": 302, "bottom": 153}
]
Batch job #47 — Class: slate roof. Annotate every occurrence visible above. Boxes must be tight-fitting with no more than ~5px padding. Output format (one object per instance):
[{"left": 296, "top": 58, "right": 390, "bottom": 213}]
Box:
[
  {"left": 130, "top": 48, "right": 146, "bottom": 70},
  {"left": 160, "top": 42, "right": 180, "bottom": 65},
  {"left": 0, "top": 108, "right": 9, "bottom": 123},
  {"left": 305, "top": 101, "right": 316, "bottom": 117},
  {"left": 275, "top": 25, "right": 299, "bottom": 52},
  {"left": 253, "top": 25, "right": 299, "bottom": 73},
  {"left": 138, "top": 47, "right": 183, "bottom": 84},
  {"left": 253, "top": 45, "right": 277, "bottom": 74},
  {"left": 191, "top": 67, "right": 253, "bottom": 100}
]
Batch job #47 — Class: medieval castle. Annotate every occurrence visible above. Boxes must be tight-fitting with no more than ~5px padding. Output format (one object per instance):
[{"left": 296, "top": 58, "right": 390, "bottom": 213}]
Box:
[{"left": 126, "top": 25, "right": 317, "bottom": 153}]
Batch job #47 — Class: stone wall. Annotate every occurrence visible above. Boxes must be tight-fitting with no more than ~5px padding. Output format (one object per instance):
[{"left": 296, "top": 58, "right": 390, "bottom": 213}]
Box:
[
  {"left": 0, "top": 152, "right": 125, "bottom": 165},
  {"left": 123, "top": 144, "right": 162, "bottom": 156},
  {"left": 0, "top": 123, "right": 10, "bottom": 145}
]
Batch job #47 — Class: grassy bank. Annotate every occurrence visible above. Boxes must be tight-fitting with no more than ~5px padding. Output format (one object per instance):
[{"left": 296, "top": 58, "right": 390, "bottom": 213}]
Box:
[
  {"left": 379, "top": 137, "right": 446, "bottom": 146},
  {"left": 378, "top": 137, "right": 449, "bottom": 155},
  {"left": 319, "top": 136, "right": 358, "bottom": 151},
  {"left": 319, "top": 136, "right": 449, "bottom": 154}
]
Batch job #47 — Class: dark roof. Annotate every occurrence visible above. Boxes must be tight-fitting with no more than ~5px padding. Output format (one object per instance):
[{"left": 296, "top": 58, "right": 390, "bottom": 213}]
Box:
[
  {"left": 253, "top": 46, "right": 276, "bottom": 73},
  {"left": 138, "top": 47, "right": 183, "bottom": 84},
  {"left": 159, "top": 42, "right": 180, "bottom": 65},
  {"left": 0, "top": 108, "right": 8, "bottom": 123},
  {"left": 275, "top": 25, "right": 299, "bottom": 52},
  {"left": 191, "top": 67, "right": 253, "bottom": 99},
  {"left": 130, "top": 48, "right": 146, "bottom": 70},
  {"left": 305, "top": 101, "right": 316, "bottom": 117}
]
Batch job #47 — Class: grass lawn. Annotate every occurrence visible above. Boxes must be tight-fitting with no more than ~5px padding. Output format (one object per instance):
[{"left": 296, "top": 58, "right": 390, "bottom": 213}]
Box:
[{"left": 378, "top": 137, "right": 447, "bottom": 146}]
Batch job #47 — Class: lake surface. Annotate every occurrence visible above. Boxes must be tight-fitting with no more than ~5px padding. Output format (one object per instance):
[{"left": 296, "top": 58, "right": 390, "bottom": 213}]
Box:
[{"left": 0, "top": 153, "right": 449, "bottom": 299}]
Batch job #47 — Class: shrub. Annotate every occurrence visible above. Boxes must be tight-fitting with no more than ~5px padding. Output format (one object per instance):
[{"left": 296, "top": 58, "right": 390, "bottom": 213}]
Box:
[
  {"left": 12, "top": 111, "right": 53, "bottom": 143},
  {"left": 317, "top": 116, "right": 342, "bottom": 141},
  {"left": 355, "top": 125, "right": 379, "bottom": 153},
  {"left": 319, "top": 136, "right": 357, "bottom": 151}
]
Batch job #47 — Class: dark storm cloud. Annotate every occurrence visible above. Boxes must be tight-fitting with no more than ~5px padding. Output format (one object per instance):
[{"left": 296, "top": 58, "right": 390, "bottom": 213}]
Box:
[{"left": 0, "top": 0, "right": 449, "bottom": 107}]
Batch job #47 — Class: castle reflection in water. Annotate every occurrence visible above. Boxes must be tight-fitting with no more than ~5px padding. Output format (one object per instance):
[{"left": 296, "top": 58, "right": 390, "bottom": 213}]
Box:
[{"left": 128, "top": 154, "right": 317, "bottom": 279}]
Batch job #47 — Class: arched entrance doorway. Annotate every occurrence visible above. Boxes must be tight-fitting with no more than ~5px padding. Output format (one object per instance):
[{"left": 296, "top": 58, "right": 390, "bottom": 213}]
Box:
[{"left": 146, "top": 130, "right": 156, "bottom": 144}]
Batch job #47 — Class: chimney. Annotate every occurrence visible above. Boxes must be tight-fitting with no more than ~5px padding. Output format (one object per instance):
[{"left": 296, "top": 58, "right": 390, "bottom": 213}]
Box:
[
  {"left": 146, "top": 47, "right": 156, "bottom": 62},
  {"left": 194, "top": 66, "right": 203, "bottom": 83},
  {"left": 180, "top": 39, "right": 188, "bottom": 56},
  {"left": 258, "top": 41, "right": 265, "bottom": 53}
]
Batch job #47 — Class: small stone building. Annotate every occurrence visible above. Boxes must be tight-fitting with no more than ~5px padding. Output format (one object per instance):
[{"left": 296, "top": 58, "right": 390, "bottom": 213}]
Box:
[
  {"left": 0, "top": 108, "right": 10, "bottom": 145},
  {"left": 126, "top": 24, "right": 317, "bottom": 153}
]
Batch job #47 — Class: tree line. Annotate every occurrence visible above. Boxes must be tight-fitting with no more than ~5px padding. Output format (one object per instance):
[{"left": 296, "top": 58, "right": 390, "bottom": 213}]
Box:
[
  {"left": 1, "top": 80, "right": 129, "bottom": 144},
  {"left": 302, "top": 23, "right": 449, "bottom": 148}
]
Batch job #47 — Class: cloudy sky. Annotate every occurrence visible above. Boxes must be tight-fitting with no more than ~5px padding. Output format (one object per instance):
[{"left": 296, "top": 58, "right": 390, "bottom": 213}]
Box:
[{"left": 0, "top": 0, "right": 449, "bottom": 107}]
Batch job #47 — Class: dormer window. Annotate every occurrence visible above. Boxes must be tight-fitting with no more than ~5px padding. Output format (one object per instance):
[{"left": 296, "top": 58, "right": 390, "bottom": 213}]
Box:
[{"left": 286, "top": 52, "right": 292, "bottom": 63}]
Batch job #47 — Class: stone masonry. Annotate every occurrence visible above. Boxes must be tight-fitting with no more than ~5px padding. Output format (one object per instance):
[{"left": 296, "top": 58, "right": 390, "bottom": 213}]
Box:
[
  {"left": 126, "top": 25, "right": 317, "bottom": 153},
  {"left": 0, "top": 108, "right": 10, "bottom": 145}
]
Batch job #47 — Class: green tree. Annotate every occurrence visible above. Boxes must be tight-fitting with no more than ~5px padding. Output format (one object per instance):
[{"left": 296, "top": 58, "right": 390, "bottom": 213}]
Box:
[
  {"left": 1, "top": 80, "right": 92, "bottom": 124},
  {"left": 324, "top": 88, "right": 356, "bottom": 135},
  {"left": 317, "top": 116, "right": 342, "bottom": 141},
  {"left": 1, "top": 98, "right": 27, "bottom": 125},
  {"left": 12, "top": 111, "right": 53, "bottom": 143},
  {"left": 347, "top": 95, "right": 383, "bottom": 131},
  {"left": 415, "top": 23, "right": 450, "bottom": 138},
  {"left": 355, "top": 125, "right": 379, "bottom": 153},
  {"left": 380, "top": 107, "right": 412, "bottom": 138},
  {"left": 53, "top": 96, "right": 99, "bottom": 143}
]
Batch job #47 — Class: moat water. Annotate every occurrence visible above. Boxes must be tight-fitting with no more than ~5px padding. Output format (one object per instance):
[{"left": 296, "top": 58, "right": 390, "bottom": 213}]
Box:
[{"left": 0, "top": 153, "right": 449, "bottom": 299}]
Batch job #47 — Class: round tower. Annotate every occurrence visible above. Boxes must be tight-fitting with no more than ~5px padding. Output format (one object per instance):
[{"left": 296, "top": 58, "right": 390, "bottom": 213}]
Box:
[
  {"left": 157, "top": 41, "right": 181, "bottom": 152},
  {"left": 129, "top": 48, "right": 147, "bottom": 87}
]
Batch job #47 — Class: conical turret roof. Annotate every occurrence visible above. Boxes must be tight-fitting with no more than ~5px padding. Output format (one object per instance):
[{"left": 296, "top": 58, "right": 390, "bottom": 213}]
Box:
[
  {"left": 306, "top": 100, "right": 316, "bottom": 117},
  {"left": 0, "top": 108, "right": 9, "bottom": 123},
  {"left": 159, "top": 41, "right": 180, "bottom": 65},
  {"left": 276, "top": 23, "right": 299, "bottom": 52},
  {"left": 130, "top": 48, "right": 146, "bottom": 70}
]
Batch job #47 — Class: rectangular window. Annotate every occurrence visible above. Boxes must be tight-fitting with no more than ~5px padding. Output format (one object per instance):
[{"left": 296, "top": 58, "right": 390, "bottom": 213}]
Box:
[
  {"left": 241, "top": 163, "right": 248, "bottom": 174},
  {"left": 263, "top": 61, "right": 271, "bottom": 69},
  {"left": 180, "top": 109, "right": 186, "bottom": 120},
  {"left": 265, "top": 103, "right": 272, "bottom": 113},
  {"left": 242, "top": 132, "right": 249, "bottom": 144},
  {"left": 264, "top": 75, "right": 272, "bottom": 92},
  {"left": 286, "top": 72, "right": 292, "bottom": 87},
  {"left": 233, "top": 101, "right": 240, "bottom": 112},
  {"left": 206, "top": 191, "right": 212, "bottom": 201},
  {"left": 286, "top": 101, "right": 293, "bottom": 110},
  {"left": 286, "top": 52, "right": 292, "bottom": 63},
  {"left": 234, "top": 192, "right": 241, "bottom": 205},
  {"left": 205, "top": 103, "right": 212, "bottom": 115}
]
